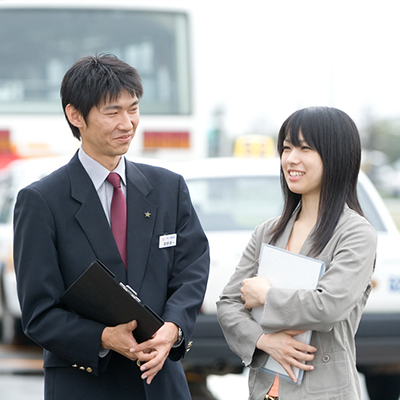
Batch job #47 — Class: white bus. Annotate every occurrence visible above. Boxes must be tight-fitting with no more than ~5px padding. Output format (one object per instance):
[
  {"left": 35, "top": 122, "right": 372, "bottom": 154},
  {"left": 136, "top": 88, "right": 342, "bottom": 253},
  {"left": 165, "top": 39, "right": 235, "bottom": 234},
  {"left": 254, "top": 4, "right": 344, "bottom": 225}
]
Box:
[{"left": 0, "top": 0, "right": 207, "bottom": 161}]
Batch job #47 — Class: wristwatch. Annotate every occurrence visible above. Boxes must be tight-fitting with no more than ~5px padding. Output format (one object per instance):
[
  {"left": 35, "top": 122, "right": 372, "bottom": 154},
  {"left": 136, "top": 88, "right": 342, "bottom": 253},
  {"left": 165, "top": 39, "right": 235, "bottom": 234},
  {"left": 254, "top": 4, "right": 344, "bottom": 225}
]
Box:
[{"left": 173, "top": 327, "right": 183, "bottom": 347}]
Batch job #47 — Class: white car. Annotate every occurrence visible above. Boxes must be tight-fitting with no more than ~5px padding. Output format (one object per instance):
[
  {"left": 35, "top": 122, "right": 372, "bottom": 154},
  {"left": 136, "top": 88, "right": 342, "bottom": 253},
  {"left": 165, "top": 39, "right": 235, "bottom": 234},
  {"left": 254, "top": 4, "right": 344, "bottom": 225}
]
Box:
[
  {"left": 170, "top": 157, "right": 400, "bottom": 313},
  {"left": 168, "top": 157, "right": 400, "bottom": 396}
]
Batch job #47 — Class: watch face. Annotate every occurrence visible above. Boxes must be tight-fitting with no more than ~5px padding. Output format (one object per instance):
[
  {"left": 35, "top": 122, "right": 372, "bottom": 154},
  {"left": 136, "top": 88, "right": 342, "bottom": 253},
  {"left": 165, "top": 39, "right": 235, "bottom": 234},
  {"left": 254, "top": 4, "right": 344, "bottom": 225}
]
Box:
[{"left": 177, "top": 327, "right": 183, "bottom": 343}]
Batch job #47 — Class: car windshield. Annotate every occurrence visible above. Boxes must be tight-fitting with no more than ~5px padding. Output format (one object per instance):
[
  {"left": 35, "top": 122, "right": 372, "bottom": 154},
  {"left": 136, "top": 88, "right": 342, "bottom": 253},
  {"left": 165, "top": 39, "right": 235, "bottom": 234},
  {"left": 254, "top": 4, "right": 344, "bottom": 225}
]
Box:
[
  {"left": 186, "top": 176, "right": 386, "bottom": 233},
  {"left": 186, "top": 176, "right": 283, "bottom": 231}
]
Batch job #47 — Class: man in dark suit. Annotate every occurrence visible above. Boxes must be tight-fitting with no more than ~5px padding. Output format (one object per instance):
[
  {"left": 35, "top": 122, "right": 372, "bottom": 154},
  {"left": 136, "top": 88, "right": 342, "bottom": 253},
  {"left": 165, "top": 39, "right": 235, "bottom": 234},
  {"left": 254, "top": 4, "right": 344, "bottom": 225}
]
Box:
[{"left": 13, "top": 54, "right": 209, "bottom": 399}]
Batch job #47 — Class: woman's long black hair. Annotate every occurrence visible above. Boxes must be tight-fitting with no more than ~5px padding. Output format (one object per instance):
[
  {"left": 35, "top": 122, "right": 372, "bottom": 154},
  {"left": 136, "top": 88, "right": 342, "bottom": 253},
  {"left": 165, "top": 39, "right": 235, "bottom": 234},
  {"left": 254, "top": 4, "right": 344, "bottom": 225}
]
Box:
[{"left": 269, "top": 106, "right": 364, "bottom": 256}]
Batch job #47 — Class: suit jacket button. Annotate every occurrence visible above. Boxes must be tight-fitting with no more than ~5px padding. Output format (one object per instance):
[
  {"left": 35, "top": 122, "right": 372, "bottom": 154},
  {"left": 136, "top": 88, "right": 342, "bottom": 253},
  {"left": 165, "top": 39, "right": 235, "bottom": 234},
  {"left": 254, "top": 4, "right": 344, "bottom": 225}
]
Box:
[
  {"left": 322, "top": 355, "right": 330, "bottom": 363},
  {"left": 79, "top": 366, "right": 85, "bottom": 370},
  {"left": 72, "top": 364, "right": 78, "bottom": 368},
  {"left": 86, "top": 367, "right": 93, "bottom": 373},
  {"left": 186, "top": 341, "right": 193, "bottom": 353}
]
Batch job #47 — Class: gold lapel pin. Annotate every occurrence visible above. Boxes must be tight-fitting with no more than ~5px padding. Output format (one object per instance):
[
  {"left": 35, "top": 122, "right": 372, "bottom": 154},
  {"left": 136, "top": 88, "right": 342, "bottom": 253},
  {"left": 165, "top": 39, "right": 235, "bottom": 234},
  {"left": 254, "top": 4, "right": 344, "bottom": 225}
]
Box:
[{"left": 144, "top": 211, "right": 151, "bottom": 218}]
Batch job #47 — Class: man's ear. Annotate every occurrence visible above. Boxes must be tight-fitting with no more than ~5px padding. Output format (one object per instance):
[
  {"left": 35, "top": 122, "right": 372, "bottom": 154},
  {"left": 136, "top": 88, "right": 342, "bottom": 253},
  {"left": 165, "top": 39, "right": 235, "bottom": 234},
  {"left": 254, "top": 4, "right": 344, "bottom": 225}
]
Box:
[{"left": 65, "top": 104, "right": 85, "bottom": 128}]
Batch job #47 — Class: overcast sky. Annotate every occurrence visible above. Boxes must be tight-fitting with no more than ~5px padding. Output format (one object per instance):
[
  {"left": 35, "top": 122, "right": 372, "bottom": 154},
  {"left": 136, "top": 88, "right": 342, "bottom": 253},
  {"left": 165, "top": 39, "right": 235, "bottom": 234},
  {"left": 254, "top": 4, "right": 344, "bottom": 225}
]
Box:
[{"left": 189, "top": 0, "right": 400, "bottom": 137}]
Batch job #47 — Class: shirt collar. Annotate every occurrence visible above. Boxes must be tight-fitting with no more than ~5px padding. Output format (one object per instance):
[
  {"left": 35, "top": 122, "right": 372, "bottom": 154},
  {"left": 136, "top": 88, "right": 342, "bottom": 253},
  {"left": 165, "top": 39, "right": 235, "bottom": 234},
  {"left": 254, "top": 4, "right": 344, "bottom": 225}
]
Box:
[{"left": 78, "top": 147, "right": 126, "bottom": 190}]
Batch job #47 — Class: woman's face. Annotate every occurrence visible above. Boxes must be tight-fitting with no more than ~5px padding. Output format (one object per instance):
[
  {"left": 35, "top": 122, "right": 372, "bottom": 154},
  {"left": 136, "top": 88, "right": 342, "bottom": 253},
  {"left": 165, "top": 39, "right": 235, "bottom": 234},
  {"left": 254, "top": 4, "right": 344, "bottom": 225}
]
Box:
[{"left": 281, "top": 131, "right": 324, "bottom": 199}]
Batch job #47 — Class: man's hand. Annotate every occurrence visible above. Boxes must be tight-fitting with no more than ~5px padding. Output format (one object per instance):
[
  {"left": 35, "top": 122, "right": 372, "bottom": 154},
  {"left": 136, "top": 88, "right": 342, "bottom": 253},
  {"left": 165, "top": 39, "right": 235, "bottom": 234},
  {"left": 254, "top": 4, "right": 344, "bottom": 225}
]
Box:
[
  {"left": 241, "top": 276, "right": 271, "bottom": 309},
  {"left": 131, "top": 322, "right": 179, "bottom": 385},
  {"left": 256, "top": 330, "right": 317, "bottom": 383},
  {"left": 101, "top": 320, "right": 142, "bottom": 361}
]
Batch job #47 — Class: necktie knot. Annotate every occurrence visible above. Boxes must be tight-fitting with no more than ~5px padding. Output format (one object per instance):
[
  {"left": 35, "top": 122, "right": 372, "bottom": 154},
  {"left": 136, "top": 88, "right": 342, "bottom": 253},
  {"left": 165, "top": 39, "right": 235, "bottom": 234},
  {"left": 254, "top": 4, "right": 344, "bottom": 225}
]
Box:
[{"left": 107, "top": 172, "right": 121, "bottom": 188}]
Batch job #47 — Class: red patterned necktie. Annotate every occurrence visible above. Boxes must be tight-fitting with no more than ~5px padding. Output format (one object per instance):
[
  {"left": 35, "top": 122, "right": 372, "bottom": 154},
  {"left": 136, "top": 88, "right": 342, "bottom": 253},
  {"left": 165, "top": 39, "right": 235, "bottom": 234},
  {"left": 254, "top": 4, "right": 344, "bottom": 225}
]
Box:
[{"left": 107, "top": 172, "right": 127, "bottom": 268}]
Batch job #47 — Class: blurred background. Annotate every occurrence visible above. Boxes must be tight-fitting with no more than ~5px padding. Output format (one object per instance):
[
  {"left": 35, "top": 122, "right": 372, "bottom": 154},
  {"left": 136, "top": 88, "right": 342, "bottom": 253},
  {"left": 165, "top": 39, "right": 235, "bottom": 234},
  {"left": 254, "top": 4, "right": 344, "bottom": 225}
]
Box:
[{"left": 1, "top": 0, "right": 400, "bottom": 198}]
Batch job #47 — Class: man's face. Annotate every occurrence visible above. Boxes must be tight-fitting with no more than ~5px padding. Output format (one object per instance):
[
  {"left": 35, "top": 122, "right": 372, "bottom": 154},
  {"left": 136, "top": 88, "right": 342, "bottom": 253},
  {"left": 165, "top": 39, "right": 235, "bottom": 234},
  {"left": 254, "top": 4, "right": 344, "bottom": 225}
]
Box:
[{"left": 79, "top": 89, "right": 140, "bottom": 169}]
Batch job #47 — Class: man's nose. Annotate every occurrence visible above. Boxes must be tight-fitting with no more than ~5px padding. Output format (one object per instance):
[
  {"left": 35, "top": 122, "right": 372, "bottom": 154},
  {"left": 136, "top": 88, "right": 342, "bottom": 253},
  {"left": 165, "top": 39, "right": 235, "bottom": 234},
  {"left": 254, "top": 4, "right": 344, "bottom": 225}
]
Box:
[{"left": 117, "top": 112, "right": 133, "bottom": 130}]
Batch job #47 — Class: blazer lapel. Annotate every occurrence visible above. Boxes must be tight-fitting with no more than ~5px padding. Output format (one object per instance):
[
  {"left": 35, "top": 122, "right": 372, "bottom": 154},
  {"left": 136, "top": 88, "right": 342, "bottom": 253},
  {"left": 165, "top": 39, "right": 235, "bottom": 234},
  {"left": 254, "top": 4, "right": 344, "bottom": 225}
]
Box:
[
  {"left": 273, "top": 207, "right": 316, "bottom": 257},
  {"left": 125, "top": 162, "right": 158, "bottom": 293},
  {"left": 67, "top": 154, "right": 127, "bottom": 283},
  {"left": 273, "top": 210, "right": 298, "bottom": 250}
]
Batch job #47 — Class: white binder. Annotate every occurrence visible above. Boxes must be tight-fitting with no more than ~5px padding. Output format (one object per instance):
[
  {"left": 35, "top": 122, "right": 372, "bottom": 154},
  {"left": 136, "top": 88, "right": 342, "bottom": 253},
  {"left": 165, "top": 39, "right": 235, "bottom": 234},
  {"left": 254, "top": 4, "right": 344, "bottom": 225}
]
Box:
[{"left": 252, "top": 244, "right": 325, "bottom": 385}]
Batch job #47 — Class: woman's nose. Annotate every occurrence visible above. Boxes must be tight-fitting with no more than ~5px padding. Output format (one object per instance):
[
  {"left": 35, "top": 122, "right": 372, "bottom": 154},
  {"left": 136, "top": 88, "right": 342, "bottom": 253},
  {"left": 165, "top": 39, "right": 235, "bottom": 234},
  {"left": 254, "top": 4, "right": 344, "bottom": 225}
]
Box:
[{"left": 286, "top": 147, "right": 301, "bottom": 164}]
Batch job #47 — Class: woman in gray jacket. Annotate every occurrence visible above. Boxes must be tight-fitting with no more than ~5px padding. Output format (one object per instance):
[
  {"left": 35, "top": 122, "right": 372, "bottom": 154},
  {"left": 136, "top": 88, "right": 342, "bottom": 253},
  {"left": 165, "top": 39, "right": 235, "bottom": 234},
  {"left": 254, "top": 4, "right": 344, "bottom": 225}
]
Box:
[{"left": 217, "top": 107, "right": 377, "bottom": 400}]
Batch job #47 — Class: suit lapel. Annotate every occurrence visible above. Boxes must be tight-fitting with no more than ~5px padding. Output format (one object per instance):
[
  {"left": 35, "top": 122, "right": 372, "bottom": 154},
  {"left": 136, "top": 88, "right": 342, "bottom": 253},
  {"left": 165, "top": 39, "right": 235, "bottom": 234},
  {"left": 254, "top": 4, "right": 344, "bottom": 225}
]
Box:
[
  {"left": 67, "top": 154, "right": 127, "bottom": 283},
  {"left": 125, "top": 161, "right": 158, "bottom": 293}
]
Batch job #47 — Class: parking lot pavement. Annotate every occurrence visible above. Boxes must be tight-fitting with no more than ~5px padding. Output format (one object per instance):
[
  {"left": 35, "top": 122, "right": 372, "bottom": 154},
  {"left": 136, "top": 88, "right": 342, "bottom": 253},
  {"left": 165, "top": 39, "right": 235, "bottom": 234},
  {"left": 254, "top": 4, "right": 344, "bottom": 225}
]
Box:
[
  {"left": 0, "top": 344, "right": 43, "bottom": 400},
  {"left": 0, "top": 375, "right": 43, "bottom": 400},
  {"left": 0, "top": 344, "right": 42, "bottom": 374}
]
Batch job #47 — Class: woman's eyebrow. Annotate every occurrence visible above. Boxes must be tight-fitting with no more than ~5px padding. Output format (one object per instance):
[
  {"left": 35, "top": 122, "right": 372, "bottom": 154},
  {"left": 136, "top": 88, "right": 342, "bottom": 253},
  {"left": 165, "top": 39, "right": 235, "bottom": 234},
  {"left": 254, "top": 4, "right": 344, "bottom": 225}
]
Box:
[{"left": 283, "top": 138, "right": 309, "bottom": 145}]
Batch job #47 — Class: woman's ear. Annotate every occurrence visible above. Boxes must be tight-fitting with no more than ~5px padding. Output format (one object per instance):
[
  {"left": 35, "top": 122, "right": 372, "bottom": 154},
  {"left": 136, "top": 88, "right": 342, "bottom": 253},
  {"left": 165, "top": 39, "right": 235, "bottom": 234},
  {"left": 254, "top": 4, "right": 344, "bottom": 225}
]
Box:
[{"left": 65, "top": 104, "right": 85, "bottom": 128}]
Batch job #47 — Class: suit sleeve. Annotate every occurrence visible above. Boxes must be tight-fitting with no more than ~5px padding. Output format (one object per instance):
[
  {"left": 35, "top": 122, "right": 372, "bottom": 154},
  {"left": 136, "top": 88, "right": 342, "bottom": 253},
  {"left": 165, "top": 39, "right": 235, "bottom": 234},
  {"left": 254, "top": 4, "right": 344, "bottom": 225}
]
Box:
[
  {"left": 13, "top": 186, "right": 108, "bottom": 375},
  {"left": 162, "top": 175, "right": 210, "bottom": 360}
]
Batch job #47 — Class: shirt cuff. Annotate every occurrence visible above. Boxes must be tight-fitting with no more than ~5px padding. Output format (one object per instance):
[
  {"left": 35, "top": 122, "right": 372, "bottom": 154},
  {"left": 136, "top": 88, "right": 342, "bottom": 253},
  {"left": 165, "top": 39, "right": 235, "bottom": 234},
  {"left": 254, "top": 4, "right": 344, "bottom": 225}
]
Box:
[{"left": 99, "top": 348, "right": 110, "bottom": 358}]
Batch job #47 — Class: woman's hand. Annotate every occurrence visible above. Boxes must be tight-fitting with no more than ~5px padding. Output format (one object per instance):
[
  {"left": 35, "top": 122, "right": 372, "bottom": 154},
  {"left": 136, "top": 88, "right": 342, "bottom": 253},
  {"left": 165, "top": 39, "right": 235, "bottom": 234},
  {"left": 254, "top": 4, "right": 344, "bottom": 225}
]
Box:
[
  {"left": 256, "top": 330, "right": 317, "bottom": 383},
  {"left": 241, "top": 276, "right": 271, "bottom": 309}
]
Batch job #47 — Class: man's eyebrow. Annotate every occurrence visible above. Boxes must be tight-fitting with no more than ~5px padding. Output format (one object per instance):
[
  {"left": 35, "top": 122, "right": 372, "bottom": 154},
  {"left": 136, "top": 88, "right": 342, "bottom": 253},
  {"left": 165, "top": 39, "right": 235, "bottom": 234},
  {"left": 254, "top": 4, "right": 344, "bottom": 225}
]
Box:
[{"left": 103, "top": 99, "right": 139, "bottom": 110}]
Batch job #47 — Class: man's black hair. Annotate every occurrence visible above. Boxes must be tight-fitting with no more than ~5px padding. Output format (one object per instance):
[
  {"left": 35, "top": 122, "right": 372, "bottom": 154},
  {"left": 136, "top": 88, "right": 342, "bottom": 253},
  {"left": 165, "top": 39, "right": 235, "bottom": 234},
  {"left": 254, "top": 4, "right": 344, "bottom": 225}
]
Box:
[{"left": 61, "top": 54, "right": 143, "bottom": 140}]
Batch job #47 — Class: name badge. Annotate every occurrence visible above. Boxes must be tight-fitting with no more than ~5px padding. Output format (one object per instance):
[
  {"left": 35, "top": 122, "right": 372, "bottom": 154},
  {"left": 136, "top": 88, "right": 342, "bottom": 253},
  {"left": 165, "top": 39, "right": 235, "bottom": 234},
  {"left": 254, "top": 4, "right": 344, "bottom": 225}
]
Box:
[{"left": 159, "top": 234, "right": 177, "bottom": 249}]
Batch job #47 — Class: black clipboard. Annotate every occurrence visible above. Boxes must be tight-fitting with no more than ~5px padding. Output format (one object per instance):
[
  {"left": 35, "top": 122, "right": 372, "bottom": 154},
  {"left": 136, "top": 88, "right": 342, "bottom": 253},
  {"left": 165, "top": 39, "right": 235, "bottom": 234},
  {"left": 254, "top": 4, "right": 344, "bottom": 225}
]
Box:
[{"left": 61, "top": 260, "right": 164, "bottom": 343}]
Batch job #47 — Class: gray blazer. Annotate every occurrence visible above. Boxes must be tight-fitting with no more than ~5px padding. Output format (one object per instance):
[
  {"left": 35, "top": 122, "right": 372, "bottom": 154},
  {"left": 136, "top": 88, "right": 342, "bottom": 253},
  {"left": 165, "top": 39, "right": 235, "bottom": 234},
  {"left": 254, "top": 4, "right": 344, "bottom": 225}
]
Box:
[{"left": 217, "top": 206, "right": 377, "bottom": 400}]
